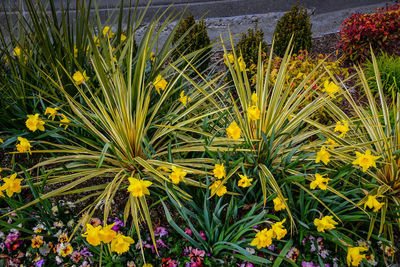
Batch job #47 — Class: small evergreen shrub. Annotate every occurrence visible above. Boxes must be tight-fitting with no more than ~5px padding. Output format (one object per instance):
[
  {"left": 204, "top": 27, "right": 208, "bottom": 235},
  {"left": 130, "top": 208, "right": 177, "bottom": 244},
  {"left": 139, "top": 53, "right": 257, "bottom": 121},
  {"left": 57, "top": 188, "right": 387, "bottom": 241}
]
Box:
[
  {"left": 235, "top": 25, "right": 268, "bottom": 67},
  {"left": 364, "top": 53, "right": 400, "bottom": 94},
  {"left": 273, "top": 4, "right": 312, "bottom": 57},
  {"left": 338, "top": 4, "right": 400, "bottom": 62},
  {"left": 172, "top": 13, "right": 211, "bottom": 72}
]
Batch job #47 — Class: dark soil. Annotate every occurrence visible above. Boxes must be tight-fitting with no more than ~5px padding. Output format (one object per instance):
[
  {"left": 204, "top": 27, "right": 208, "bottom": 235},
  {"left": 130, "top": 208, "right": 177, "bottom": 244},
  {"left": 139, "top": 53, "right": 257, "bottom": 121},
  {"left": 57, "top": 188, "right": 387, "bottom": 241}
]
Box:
[{"left": 310, "top": 33, "right": 341, "bottom": 58}]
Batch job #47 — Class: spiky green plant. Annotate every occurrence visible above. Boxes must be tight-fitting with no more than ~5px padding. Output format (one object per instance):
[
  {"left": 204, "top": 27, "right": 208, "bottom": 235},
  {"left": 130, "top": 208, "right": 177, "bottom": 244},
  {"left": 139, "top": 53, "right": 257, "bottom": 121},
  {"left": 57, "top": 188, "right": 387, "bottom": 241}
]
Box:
[
  {"left": 307, "top": 50, "right": 400, "bottom": 247},
  {"left": 1, "top": 3, "right": 228, "bottom": 262},
  {"left": 184, "top": 35, "right": 363, "bottom": 232}
]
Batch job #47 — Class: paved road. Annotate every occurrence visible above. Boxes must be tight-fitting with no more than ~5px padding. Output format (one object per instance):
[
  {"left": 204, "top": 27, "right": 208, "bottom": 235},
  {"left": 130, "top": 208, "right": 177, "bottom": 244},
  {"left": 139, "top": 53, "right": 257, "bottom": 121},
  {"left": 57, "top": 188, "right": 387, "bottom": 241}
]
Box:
[
  {"left": 0, "top": 0, "right": 393, "bottom": 50},
  {"left": 2, "top": 0, "right": 391, "bottom": 20}
]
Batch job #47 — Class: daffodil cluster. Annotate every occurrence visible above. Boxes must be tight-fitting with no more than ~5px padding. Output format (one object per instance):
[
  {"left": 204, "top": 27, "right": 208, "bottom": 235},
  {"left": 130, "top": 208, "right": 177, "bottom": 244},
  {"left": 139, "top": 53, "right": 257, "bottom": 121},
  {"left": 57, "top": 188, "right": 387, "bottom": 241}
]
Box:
[
  {"left": 250, "top": 219, "right": 287, "bottom": 249},
  {"left": 81, "top": 223, "right": 134, "bottom": 254}
]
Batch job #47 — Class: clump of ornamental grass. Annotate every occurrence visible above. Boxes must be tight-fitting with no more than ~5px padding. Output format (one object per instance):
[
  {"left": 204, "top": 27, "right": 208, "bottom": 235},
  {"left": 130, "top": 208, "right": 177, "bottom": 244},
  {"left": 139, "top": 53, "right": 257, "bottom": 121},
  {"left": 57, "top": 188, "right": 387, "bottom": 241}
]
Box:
[
  {"left": 7, "top": 9, "right": 223, "bottom": 261},
  {"left": 210, "top": 36, "right": 360, "bottom": 232},
  {"left": 364, "top": 52, "right": 400, "bottom": 94},
  {"left": 308, "top": 50, "right": 400, "bottom": 248}
]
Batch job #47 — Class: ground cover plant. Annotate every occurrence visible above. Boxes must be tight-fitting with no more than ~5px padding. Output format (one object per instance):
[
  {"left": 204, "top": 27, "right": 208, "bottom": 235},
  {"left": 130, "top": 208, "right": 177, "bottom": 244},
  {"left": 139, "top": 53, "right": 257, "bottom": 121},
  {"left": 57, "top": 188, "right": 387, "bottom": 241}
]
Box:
[{"left": 1, "top": 1, "right": 400, "bottom": 266}]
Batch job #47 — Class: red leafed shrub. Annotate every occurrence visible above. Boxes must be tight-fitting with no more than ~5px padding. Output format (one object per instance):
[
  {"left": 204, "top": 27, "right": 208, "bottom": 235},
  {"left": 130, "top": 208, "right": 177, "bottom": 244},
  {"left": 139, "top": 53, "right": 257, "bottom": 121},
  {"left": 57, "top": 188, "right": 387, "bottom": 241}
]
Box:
[{"left": 338, "top": 4, "right": 400, "bottom": 62}]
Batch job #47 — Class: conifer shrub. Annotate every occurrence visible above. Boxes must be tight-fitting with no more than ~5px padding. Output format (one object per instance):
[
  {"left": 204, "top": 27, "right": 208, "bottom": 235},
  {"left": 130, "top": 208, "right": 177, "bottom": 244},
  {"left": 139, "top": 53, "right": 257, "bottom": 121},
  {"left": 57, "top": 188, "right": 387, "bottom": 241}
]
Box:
[
  {"left": 235, "top": 25, "right": 268, "bottom": 66},
  {"left": 172, "top": 13, "right": 211, "bottom": 72},
  {"left": 273, "top": 4, "right": 312, "bottom": 57}
]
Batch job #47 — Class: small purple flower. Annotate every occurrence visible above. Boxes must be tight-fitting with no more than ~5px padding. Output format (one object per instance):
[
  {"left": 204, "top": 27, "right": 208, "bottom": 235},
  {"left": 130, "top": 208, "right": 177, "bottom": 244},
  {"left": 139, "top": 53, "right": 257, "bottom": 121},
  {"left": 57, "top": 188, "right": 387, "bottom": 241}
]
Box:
[
  {"left": 156, "top": 238, "right": 168, "bottom": 249},
  {"left": 111, "top": 217, "right": 124, "bottom": 232},
  {"left": 35, "top": 259, "right": 45, "bottom": 267},
  {"left": 5, "top": 229, "right": 22, "bottom": 252},
  {"left": 154, "top": 226, "right": 168, "bottom": 237},
  {"left": 80, "top": 247, "right": 93, "bottom": 263},
  {"left": 268, "top": 244, "right": 275, "bottom": 251},
  {"left": 320, "top": 249, "right": 329, "bottom": 259},
  {"left": 302, "top": 262, "right": 316, "bottom": 267}
]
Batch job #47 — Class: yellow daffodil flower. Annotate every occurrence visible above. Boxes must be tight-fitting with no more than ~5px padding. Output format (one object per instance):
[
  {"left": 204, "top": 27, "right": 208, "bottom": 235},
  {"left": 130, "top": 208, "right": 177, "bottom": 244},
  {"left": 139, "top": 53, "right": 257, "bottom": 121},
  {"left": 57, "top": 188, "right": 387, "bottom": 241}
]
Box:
[
  {"left": 237, "top": 174, "right": 253, "bottom": 188},
  {"left": 73, "top": 70, "right": 89, "bottom": 85},
  {"left": 154, "top": 74, "right": 167, "bottom": 94},
  {"left": 93, "top": 36, "right": 101, "bottom": 47},
  {"left": 325, "top": 138, "right": 339, "bottom": 149},
  {"left": 81, "top": 224, "right": 103, "bottom": 246},
  {"left": 238, "top": 56, "right": 246, "bottom": 72},
  {"left": 213, "top": 163, "right": 226, "bottom": 179},
  {"left": 26, "top": 114, "right": 45, "bottom": 132},
  {"left": 111, "top": 233, "right": 135, "bottom": 254},
  {"left": 273, "top": 197, "right": 287, "bottom": 211},
  {"left": 270, "top": 219, "right": 287, "bottom": 240},
  {"left": 2, "top": 173, "right": 22, "bottom": 197},
  {"left": 353, "top": 150, "right": 379, "bottom": 172},
  {"left": 59, "top": 114, "right": 71, "bottom": 130},
  {"left": 73, "top": 45, "right": 78, "bottom": 58},
  {"left": 99, "top": 223, "right": 117, "bottom": 243},
  {"left": 102, "top": 26, "right": 114, "bottom": 38},
  {"left": 251, "top": 92, "right": 258, "bottom": 105},
  {"left": 150, "top": 52, "right": 155, "bottom": 62},
  {"left": 226, "top": 121, "right": 241, "bottom": 140},
  {"left": 169, "top": 166, "right": 187, "bottom": 184},
  {"left": 209, "top": 180, "right": 227, "bottom": 197},
  {"left": 45, "top": 107, "right": 59, "bottom": 121},
  {"left": 127, "top": 178, "right": 152, "bottom": 197},
  {"left": 322, "top": 80, "right": 340, "bottom": 98},
  {"left": 223, "top": 52, "right": 234, "bottom": 66},
  {"left": 179, "top": 91, "right": 191, "bottom": 107},
  {"left": 13, "top": 46, "right": 22, "bottom": 57},
  {"left": 314, "top": 215, "right": 337, "bottom": 232},
  {"left": 248, "top": 105, "right": 260, "bottom": 121},
  {"left": 347, "top": 247, "right": 368, "bottom": 266},
  {"left": 16, "top": 137, "right": 32, "bottom": 154},
  {"left": 334, "top": 120, "right": 349, "bottom": 138},
  {"left": 310, "top": 173, "right": 330, "bottom": 190},
  {"left": 156, "top": 166, "right": 171, "bottom": 172},
  {"left": 120, "top": 33, "right": 127, "bottom": 42},
  {"left": 250, "top": 228, "right": 274, "bottom": 249},
  {"left": 364, "top": 195, "right": 384, "bottom": 212},
  {"left": 315, "top": 146, "right": 330, "bottom": 165}
]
